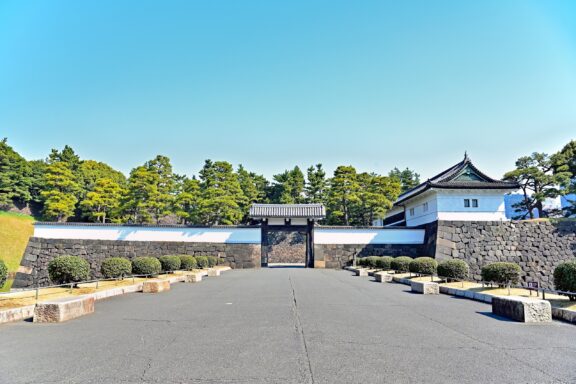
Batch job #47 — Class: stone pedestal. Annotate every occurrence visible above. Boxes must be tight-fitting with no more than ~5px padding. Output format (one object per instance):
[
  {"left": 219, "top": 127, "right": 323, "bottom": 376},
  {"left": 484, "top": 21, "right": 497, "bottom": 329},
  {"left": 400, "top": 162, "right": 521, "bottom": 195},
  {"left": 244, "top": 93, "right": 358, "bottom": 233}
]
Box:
[
  {"left": 410, "top": 281, "right": 439, "bottom": 295},
  {"left": 356, "top": 269, "right": 368, "bottom": 277},
  {"left": 185, "top": 273, "right": 203, "bottom": 283},
  {"left": 207, "top": 268, "right": 221, "bottom": 277},
  {"left": 374, "top": 272, "right": 393, "bottom": 283},
  {"left": 492, "top": 296, "right": 552, "bottom": 323},
  {"left": 34, "top": 295, "right": 95, "bottom": 323},
  {"left": 142, "top": 279, "right": 170, "bottom": 293}
]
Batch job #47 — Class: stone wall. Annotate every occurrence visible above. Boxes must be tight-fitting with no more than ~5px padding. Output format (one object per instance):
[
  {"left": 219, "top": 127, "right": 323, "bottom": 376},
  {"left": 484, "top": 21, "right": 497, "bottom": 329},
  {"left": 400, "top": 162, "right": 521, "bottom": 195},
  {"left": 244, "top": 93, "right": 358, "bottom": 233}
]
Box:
[
  {"left": 315, "top": 244, "right": 422, "bottom": 269},
  {"left": 264, "top": 231, "right": 306, "bottom": 264},
  {"left": 13, "top": 237, "right": 260, "bottom": 288},
  {"left": 433, "top": 220, "right": 576, "bottom": 289}
]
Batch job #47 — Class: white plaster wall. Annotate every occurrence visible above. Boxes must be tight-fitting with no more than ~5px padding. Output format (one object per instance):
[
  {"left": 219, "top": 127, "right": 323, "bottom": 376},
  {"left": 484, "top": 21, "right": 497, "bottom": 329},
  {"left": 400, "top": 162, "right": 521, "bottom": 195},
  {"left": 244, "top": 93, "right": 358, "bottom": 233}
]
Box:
[
  {"left": 315, "top": 228, "right": 425, "bottom": 245},
  {"left": 404, "top": 191, "right": 438, "bottom": 227},
  {"left": 34, "top": 225, "right": 261, "bottom": 244},
  {"left": 404, "top": 189, "right": 509, "bottom": 226}
]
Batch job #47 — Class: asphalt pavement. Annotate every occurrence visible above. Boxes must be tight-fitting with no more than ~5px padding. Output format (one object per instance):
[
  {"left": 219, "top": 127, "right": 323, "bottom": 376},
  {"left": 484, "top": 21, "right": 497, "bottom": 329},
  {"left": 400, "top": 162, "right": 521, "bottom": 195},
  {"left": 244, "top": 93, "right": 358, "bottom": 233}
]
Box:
[{"left": 0, "top": 268, "right": 575, "bottom": 384}]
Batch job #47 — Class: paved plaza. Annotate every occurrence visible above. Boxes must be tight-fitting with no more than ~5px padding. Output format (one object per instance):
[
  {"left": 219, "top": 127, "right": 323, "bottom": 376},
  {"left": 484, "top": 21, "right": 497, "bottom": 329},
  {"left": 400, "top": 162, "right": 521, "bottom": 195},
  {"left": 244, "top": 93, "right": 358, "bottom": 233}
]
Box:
[{"left": 1, "top": 268, "right": 575, "bottom": 383}]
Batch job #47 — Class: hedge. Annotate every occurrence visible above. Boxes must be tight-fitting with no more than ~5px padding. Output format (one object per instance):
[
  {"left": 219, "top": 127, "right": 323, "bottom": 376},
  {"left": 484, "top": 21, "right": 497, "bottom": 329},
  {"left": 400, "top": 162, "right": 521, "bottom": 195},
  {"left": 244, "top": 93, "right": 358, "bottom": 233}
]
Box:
[
  {"left": 0, "top": 259, "right": 7, "bottom": 288},
  {"left": 376, "top": 256, "right": 394, "bottom": 270},
  {"left": 356, "top": 257, "right": 367, "bottom": 267},
  {"left": 132, "top": 256, "right": 161, "bottom": 276},
  {"left": 554, "top": 260, "right": 576, "bottom": 301},
  {"left": 179, "top": 255, "right": 198, "bottom": 271},
  {"left": 48, "top": 255, "right": 90, "bottom": 285},
  {"left": 100, "top": 257, "right": 132, "bottom": 278},
  {"left": 409, "top": 257, "right": 438, "bottom": 275},
  {"left": 481, "top": 262, "right": 521, "bottom": 287},
  {"left": 391, "top": 256, "right": 413, "bottom": 273},
  {"left": 364, "top": 256, "right": 381, "bottom": 269},
  {"left": 437, "top": 259, "right": 469, "bottom": 281},
  {"left": 159, "top": 255, "right": 182, "bottom": 272},
  {"left": 206, "top": 256, "right": 218, "bottom": 268},
  {"left": 196, "top": 256, "right": 209, "bottom": 269}
]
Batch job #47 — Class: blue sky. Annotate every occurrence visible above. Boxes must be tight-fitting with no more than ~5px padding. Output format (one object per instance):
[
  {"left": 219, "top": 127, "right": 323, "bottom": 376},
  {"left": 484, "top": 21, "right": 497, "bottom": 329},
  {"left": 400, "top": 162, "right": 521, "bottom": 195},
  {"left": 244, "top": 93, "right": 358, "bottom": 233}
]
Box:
[{"left": 0, "top": 0, "right": 575, "bottom": 179}]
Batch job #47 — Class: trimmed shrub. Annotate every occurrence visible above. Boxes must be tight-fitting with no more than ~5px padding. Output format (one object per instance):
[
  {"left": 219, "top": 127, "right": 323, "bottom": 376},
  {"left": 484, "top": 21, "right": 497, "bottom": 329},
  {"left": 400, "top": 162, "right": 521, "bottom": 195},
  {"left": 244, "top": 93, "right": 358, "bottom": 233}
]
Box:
[
  {"left": 481, "top": 262, "right": 521, "bottom": 287},
  {"left": 375, "top": 256, "right": 394, "bottom": 270},
  {"left": 437, "top": 259, "right": 469, "bottom": 281},
  {"left": 0, "top": 259, "right": 7, "bottom": 288},
  {"left": 101, "top": 257, "right": 132, "bottom": 278},
  {"left": 158, "top": 255, "right": 182, "bottom": 272},
  {"left": 356, "top": 257, "right": 367, "bottom": 267},
  {"left": 196, "top": 256, "right": 209, "bottom": 269},
  {"left": 48, "top": 255, "right": 90, "bottom": 285},
  {"left": 206, "top": 256, "right": 218, "bottom": 268},
  {"left": 364, "top": 256, "right": 381, "bottom": 269},
  {"left": 409, "top": 257, "right": 438, "bottom": 275},
  {"left": 554, "top": 260, "right": 576, "bottom": 301},
  {"left": 391, "top": 256, "right": 413, "bottom": 273},
  {"left": 179, "top": 255, "right": 198, "bottom": 271},
  {"left": 132, "top": 256, "right": 161, "bottom": 276}
]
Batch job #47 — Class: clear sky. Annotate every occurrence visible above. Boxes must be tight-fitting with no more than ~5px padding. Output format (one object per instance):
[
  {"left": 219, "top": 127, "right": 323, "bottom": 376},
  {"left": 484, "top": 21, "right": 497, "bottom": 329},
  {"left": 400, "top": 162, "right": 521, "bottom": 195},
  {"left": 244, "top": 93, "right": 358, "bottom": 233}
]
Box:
[{"left": 0, "top": 0, "right": 575, "bottom": 180}]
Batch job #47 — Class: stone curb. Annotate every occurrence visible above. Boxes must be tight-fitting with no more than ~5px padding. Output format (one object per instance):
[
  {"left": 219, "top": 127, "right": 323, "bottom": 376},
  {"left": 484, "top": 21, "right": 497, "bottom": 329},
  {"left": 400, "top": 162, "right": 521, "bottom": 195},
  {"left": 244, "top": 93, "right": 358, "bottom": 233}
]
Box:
[{"left": 0, "top": 269, "right": 225, "bottom": 325}]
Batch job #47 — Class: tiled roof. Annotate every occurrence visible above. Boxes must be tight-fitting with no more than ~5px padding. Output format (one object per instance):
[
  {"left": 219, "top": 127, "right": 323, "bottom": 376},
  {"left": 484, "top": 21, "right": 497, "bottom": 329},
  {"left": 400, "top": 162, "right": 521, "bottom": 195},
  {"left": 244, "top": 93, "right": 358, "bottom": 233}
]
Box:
[
  {"left": 249, "top": 204, "right": 326, "bottom": 219},
  {"left": 394, "top": 154, "right": 519, "bottom": 205}
]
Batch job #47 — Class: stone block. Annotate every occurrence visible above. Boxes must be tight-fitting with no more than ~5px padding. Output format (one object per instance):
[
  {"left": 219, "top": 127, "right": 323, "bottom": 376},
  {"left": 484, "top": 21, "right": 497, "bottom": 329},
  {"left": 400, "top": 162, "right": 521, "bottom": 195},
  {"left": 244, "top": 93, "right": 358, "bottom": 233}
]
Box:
[
  {"left": 34, "top": 295, "right": 95, "bottom": 323},
  {"left": 374, "top": 272, "right": 393, "bottom": 283},
  {"left": 314, "top": 260, "right": 326, "bottom": 269},
  {"left": 492, "top": 296, "right": 552, "bottom": 323},
  {"left": 184, "top": 273, "right": 203, "bottom": 283},
  {"left": 356, "top": 269, "right": 368, "bottom": 277},
  {"left": 207, "top": 268, "right": 221, "bottom": 277},
  {"left": 142, "top": 279, "right": 171, "bottom": 293},
  {"left": 410, "top": 281, "right": 439, "bottom": 295}
]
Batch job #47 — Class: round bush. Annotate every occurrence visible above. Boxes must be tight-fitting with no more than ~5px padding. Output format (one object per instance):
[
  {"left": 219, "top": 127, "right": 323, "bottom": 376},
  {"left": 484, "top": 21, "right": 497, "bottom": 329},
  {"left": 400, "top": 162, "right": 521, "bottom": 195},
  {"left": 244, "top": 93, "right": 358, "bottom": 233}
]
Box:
[
  {"left": 437, "top": 259, "right": 469, "bottom": 281},
  {"left": 196, "top": 256, "right": 209, "bottom": 269},
  {"left": 100, "top": 257, "right": 132, "bottom": 278},
  {"left": 481, "top": 262, "right": 521, "bottom": 287},
  {"left": 391, "top": 256, "right": 413, "bottom": 273},
  {"left": 356, "top": 257, "right": 367, "bottom": 267},
  {"left": 554, "top": 260, "right": 576, "bottom": 301},
  {"left": 409, "top": 257, "right": 438, "bottom": 275},
  {"left": 0, "top": 259, "right": 8, "bottom": 288},
  {"left": 364, "top": 256, "right": 381, "bottom": 269},
  {"left": 158, "top": 255, "right": 182, "bottom": 272},
  {"left": 179, "top": 255, "right": 197, "bottom": 270},
  {"left": 132, "top": 256, "right": 161, "bottom": 276},
  {"left": 206, "top": 256, "right": 218, "bottom": 268},
  {"left": 48, "top": 255, "right": 90, "bottom": 285},
  {"left": 375, "top": 256, "right": 393, "bottom": 270}
]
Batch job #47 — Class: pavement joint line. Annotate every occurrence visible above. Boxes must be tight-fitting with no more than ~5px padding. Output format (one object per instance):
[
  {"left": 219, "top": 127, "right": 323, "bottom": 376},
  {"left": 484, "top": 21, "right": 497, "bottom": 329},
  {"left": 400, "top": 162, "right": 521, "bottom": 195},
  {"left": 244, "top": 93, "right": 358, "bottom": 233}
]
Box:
[{"left": 288, "top": 273, "right": 315, "bottom": 384}]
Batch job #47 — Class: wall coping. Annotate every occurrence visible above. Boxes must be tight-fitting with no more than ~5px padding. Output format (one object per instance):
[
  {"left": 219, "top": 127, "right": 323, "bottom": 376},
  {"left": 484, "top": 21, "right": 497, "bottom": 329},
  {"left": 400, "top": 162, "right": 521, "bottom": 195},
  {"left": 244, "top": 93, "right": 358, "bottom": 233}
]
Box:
[{"left": 33, "top": 222, "right": 260, "bottom": 229}]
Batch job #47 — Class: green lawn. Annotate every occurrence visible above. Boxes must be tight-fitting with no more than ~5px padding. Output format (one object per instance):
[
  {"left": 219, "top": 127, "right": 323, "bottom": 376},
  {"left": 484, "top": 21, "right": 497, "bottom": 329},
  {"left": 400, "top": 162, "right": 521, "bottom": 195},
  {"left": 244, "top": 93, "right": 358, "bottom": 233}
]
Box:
[{"left": 0, "top": 211, "right": 34, "bottom": 292}]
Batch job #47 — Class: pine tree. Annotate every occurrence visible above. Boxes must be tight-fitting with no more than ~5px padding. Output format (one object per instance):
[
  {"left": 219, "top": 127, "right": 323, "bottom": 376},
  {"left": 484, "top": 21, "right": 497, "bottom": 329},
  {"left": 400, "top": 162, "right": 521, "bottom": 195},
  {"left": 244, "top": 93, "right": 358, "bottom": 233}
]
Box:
[
  {"left": 327, "top": 166, "right": 360, "bottom": 225},
  {"left": 305, "top": 164, "right": 327, "bottom": 204},
  {"left": 0, "top": 138, "right": 32, "bottom": 208},
  {"left": 41, "top": 162, "right": 80, "bottom": 221},
  {"left": 388, "top": 167, "right": 420, "bottom": 193},
  {"left": 80, "top": 178, "right": 123, "bottom": 223}
]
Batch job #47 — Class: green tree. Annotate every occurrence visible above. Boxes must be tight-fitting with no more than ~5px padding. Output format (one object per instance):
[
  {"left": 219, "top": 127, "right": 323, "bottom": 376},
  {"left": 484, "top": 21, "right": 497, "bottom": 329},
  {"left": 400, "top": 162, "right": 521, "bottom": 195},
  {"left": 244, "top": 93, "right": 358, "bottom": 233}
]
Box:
[
  {"left": 554, "top": 140, "right": 576, "bottom": 216},
  {"left": 41, "top": 162, "right": 80, "bottom": 221},
  {"left": 122, "top": 165, "right": 159, "bottom": 223},
  {"left": 144, "top": 155, "right": 177, "bottom": 223},
  {"left": 271, "top": 166, "right": 305, "bottom": 204},
  {"left": 237, "top": 165, "right": 268, "bottom": 222},
  {"left": 327, "top": 166, "right": 360, "bottom": 225},
  {"left": 305, "top": 164, "right": 327, "bottom": 204},
  {"left": 80, "top": 178, "right": 123, "bottom": 222},
  {"left": 354, "top": 173, "right": 401, "bottom": 225},
  {"left": 174, "top": 177, "right": 201, "bottom": 224},
  {"left": 79, "top": 160, "right": 126, "bottom": 192},
  {"left": 504, "top": 152, "right": 572, "bottom": 219},
  {"left": 388, "top": 167, "right": 420, "bottom": 193},
  {"left": 0, "top": 138, "right": 32, "bottom": 208},
  {"left": 198, "top": 160, "right": 246, "bottom": 225}
]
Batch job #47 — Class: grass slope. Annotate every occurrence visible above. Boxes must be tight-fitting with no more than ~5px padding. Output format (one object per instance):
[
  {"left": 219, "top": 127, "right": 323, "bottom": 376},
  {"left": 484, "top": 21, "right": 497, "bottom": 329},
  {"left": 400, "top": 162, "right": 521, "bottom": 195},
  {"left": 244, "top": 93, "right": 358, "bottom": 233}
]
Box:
[{"left": 0, "top": 211, "right": 34, "bottom": 291}]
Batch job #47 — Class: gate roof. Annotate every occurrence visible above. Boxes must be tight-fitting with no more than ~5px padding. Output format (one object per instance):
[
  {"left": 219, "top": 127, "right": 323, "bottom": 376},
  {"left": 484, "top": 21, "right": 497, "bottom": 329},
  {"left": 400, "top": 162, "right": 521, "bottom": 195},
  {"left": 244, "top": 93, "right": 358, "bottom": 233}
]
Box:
[{"left": 249, "top": 204, "right": 326, "bottom": 219}]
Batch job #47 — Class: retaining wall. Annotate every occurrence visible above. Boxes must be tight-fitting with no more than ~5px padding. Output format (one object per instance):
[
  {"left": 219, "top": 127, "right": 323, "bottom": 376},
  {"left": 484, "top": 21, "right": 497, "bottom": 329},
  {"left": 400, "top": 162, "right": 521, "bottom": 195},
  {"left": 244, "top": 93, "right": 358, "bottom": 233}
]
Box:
[{"left": 432, "top": 220, "right": 576, "bottom": 289}]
